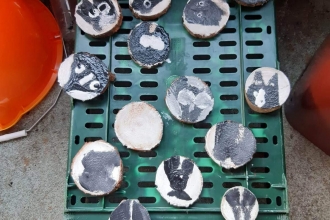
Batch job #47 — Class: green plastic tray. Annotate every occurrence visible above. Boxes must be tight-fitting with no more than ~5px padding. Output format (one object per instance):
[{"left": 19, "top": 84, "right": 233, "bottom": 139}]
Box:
[{"left": 65, "top": 0, "right": 289, "bottom": 219}]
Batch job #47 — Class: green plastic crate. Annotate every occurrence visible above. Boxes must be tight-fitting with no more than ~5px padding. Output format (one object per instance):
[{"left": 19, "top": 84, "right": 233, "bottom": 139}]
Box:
[{"left": 65, "top": 0, "right": 289, "bottom": 219}]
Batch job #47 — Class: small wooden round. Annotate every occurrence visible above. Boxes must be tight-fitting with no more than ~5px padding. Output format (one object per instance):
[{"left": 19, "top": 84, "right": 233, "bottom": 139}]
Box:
[
  {"left": 245, "top": 67, "right": 291, "bottom": 113},
  {"left": 221, "top": 186, "right": 259, "bottom": 220}
]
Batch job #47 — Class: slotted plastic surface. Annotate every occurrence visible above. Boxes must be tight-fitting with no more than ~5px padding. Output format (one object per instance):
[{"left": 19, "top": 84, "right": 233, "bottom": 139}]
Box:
[{"left": 65, "top": 1, "right": 289, "bottom": 219}]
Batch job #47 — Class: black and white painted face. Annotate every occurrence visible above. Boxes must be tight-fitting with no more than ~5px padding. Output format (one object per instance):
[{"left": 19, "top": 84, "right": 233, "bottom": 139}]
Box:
[
  {"left": 128, "top": 22, "right": 170, "bottom": 67},
  {"left": 166, "top": 76, "right": 214, "bottom": 123},
  {"left": 246, "top": 71, "right": 279, "bottom": 109},
  {"left": 222, "top": 187, "right": 259, "bottom": 220},
  {"left": 212, "top": 121, "right": 256, "bottom": 169},
  {"left": 63, "top": 53, "right": 109, "bottom": 100},
  {"left": 110, "top": 200, "right": 151, "bottom": 220},
  {"left": 79, "top": 150, "right": 120, "bottom": 193},
  {"left": 76, "top": 0, "right": 117, "bottom": 32},
  {"left": 184, "top": 0, "right": 222, "bottom": 26},
  {"left": 131, "top": 0, "right": 162, "bottom": 14},
  {"left": 164, "top": 156, "right": 194, "bottom": 201}
]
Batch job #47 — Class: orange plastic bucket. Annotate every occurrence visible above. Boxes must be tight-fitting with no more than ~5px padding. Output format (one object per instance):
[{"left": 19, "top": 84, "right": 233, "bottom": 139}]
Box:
[{"left": 0, "top": 0, "right": 63, "bottom": 131}]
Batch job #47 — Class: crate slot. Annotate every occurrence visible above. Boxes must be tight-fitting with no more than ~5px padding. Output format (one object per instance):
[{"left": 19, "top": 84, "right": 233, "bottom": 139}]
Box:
[
  {"left": 115, "top": 41, "right": 128, "bottom": 47},
  {"left": 114, "top": 68, "right": 132, "bottom": 74},
  {"left": 251, "top": 167, "right": 270, "bottom": 173},
  {"left": 222, "top": 28, "right": 236, "bottom": 33},
  {"left": 85, "top": 123, "right": 103, "bottom": 128},
  {"left": 193, "top": 55, "right": 211, "bottom": 60},
  {"left": 253, "top": 152, "right": 269, "bottom": 158},
  {"left": 86, "top": 109, "right": 104, "bottom": 114},
  {"left": 120, "top": 181, "right": 129, "bottom": 189},
  {"left": 123, "top": 16, "right": 133, "bottom": 21},
  {"left": 199, "top": 167, "right": 213, "bottom": 173},
  {"left": 81, "top": 197, "right": 99, "bottom": 203},
  {"left": 141, "top": 68, "right": 158, "bottom": 74},
  {"left": 245, "top": 27, "right": 262, "bottom": 33},
  {"left": 193, "top": 68, "right": 211, "bottom": 74},
  {"left": 251, "top": 182, "right": 271, "bottom": 188},
  {"left": 249, "top": 123, "right": 267, "bottom": 128},
  {"left": 220, "top": 109, "right": 239, "bottom": 114},
  {"left": 111, "top": 137, "right": 119, "bottom": 143},
  {"left": 113, "top": 95, "right": 131, "bottom": 101},
  {"left": 140, "top": 95, "right": 158, "bottom": 101},
  {"left": 138, "top": 181, "right": 156, "bottom": 188},
  {"left": 258, "top": 198, "right": 272, "bottom": 204},
  {"left": 193, "top": 122, "right": 212, "bottom": 129},
  {"left": 228, "top": 2, "right": 236, "bottom": 7},
  {"left": 138, "top": 197, "right": 156, "bottom": 203},
  {"left": 194, "top": 152, "right": 209, "bottom": 158},
  {"left": 93, "top": 54, "right": 106, "bottom": 60},
  {"left": 256, "top": 137, "right": 268, "bottom": 143},
  {"left": 220, "top": 95, "right": 238, "bottom": 100},
  {"left": 193, "top": 42, "right": 210, "bottom": 47},
  {"left": 246, "top": 54, "right": 264, "bottom": 59},
  {"left": 246, "top": 40, "right": 263, "bottom": 46},
  {"left": 222, "top": 182, "right": 242, "bottom": 188},
  {"left": 219, "top": 41, "right": 237, "bottom": 47},
  {"left": 219, "top": 54, "right": 237, "bottom": 60},
  {"left": 74, "top": 135, "right": 80, "bottom": 145},
  {"left": 117, "top": 29, "right": 131, "bottom": 34},
  {"left": 140, "top": 81, "right": 158, "bottom": 88},
  {"left": 119, "top": 151, "right": 130, "bottom": 158},
  {"left": 222, "top": 167, "right": 245, "bottom": 174},
  {"left": 244, "top": 14, "right": 262, "bottom": 20},
  {"left": 138, "top": 151, "right": 157, "bottom": 157},
  {"left": 219, "top": 67, "right": 237, "bottom": 73},
  {"left": 246, "top": 67, "right": 260, "bottom": 72},
  {"left": 276, "top": 196, "right": 282, "bottom": 206},
  {"left": 115, "top": 55, "right": 131, "bottom": 60},
  {"left": 194, "top": 137, "right": 205, "bottom": 143},
  {"left": 220, "top": 81, "right": 238, "bottom": 87},
  {"left": 204, "top": 81, "right": 211, "bottom": 86},
  {"left": 196, "top": 197, "right": 214, "bottom": 204},
  {"left": 89, "top": 41, "right": 107, "bottom": 47},
  {"left": 203, "top": 182, "right": 213, "bottom": 188},
  {"left": 84, "top": 137, "right": 102, "bottom": 142},
  {"left": 267, "top": 26, "right": 272, "bottom": 34},
  {"left": 273, "top": 136, "right": 278, "bottom": 145},
  {"left": 138, "top": 166, "right": 157, "bottom": 172},
  {"left": 119, "top": 3, "right": 129, "bottom": 8},
  {"left": 109, "top": 196, "right": 128, "bottom": 203},
  {"left": 113, "top": 108, "right": 121, "bottom": 114},
  {"left": 71, "top": 195, "right": 76, "bottom": 205},
  {"left": 229, "top": 15, "right": 236, "bottom": 20},
  {"left": 114, "top": 81, "right": 132, "bottom": 87}
]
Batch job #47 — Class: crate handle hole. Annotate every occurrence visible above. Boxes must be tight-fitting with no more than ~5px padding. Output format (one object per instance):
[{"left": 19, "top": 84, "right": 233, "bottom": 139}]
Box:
[
  {"left": 276, "top": 196, "right": 282, "bottom": 206},
  {"left": 258, "top": 198, "right": 272, "bottom": 204},
  {"left": 71, "top": 195, "right": 76, "bottom": 205}
]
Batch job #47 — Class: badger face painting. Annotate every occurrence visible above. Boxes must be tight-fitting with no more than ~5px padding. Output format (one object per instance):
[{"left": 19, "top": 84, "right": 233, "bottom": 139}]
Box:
[
  {"left": 246, "top": 71, "right": 279, "bottom": 109},
  {"left": 60, "top": 53, "right": 109, "bottom": 101},
  {"left": 164, "top": 156, "right": 194, "bottom": 200},
  {"left": 76, "top": 0, "right": 117, "bottom": 32},
  {"left": 205, "top": 121, "right": 256, "bottom": 169},
  {"left": 184, "top": 0, "right": 222, "bottom": 26},
  {"left": 155, "top": 155, "right": 203, "bottom": 207},
  {"left": 110, "top": 200, "right": 151, "bottom": 220},
  {"left": 128, "top": 22, "right": 170, "bottom": 68},
  {"left": 221, "top": 187, "right": 259, "bottom": 220},
  {"left": 79, "top": 150, "right": 120, "bottom": 193},
  {"left": 165, "top": 76, "right": 214, "bottom": 123},
  {"left": 131, "top": 0, "right": 162, "bottom": 14}
]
